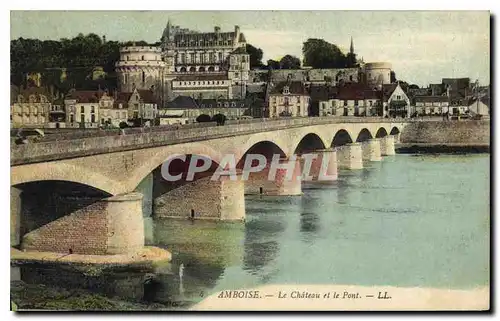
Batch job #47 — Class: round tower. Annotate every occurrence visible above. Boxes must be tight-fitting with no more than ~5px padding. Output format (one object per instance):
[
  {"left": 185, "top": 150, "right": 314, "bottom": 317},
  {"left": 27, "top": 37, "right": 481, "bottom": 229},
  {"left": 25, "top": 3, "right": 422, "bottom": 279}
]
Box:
[
  {"left": 364, "top": 62, "right": 392, "bottom": 89},
  {"left": 115, "top": 46, "right": 166, "bottom": 93}
]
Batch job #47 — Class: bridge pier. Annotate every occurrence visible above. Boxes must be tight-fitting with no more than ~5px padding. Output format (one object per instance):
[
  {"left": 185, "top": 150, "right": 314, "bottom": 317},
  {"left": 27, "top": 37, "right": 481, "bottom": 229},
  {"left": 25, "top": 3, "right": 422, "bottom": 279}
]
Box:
[
  {"left": 361, "top": 138, "right": 382, "bottom": 162},
  {"left": 300, "top": 148, "right": 338, "bottom": 182},
  {"left": 21, "top": 192, "right": 145, "bottom": 255},
  {"left": 11, "top": 187, "right": 22, "bottom": 247},
  {"left": 245, "top": 157, "right": 302, "bottom": 195},
  {"left": 380, "top": 136, "right": 396, "bottom": 156},
  {"left": 393, "top": 133, "right": 401, "bottom": 143},
  {"left": 154, "top": 173, "right": 245, "bottom": 221},
  {"left": 135, "top": 173, "right": 154, "bottom": 244},
  {"left": 337, "top": 143, "right": 363, "bottom": 170}
]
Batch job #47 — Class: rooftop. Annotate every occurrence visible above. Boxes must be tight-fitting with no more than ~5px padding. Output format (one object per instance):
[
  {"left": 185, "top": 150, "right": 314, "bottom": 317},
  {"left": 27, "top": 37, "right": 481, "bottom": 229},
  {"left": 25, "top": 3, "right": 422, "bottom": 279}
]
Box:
[{"left": 269, "top": 81, "right": 309, "bottom": 95}]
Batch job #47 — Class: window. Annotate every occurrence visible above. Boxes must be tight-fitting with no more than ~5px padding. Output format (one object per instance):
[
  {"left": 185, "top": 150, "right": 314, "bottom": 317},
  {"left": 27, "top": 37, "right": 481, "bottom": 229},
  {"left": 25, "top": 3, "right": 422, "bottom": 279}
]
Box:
[
  {"left": 126, "top": 56, "right": 129, "bottom": 61},
  {"left": 70, "top": 114, "right": 74, "bottom": 122},
  {"left": 283, "top": 86, "right": 290, "bottom": 95},
  {"left": 191, "top": 53, "right": 196, "bottom": 63},
  {"left": 343, "top": 100, "right": 347, "bottom": 106},
  {"left": 354, "top": 100, "right": 358, "bottom": 106},
  {"left": 142, "top": 71, "right": 145, "bottom": 83},
  {"left": 91, "top": 114, "right": 95, "bottom": 123},
  {"left": 284, "top": 97, "right": 289, "bottom": 105},
  {"left": 91, "top": 106, "right": 95, "bottom": 113},
  {"left": 124, "top": 74, "right": 128, "bottom": 84},
  {"left": 297, "top": 105, "right": 301, "bottom": 114},
  {"left": 81, "top": 106, "right": 85, "bottom": 113},
  {"left": 218, "top": 52, "right": 223, "bottom": 62},
  {"left": 369, "top": 101, "right": 373, "bottom": 107},
  {"left": 181, "top": 53, "right": 186, "bottom": 64},
  {"left": 397, "top": 95, "right": 401, "bottom": 100},
  {"left": 349, "top": 75, "right": 353, "bottom": 81},
  {"left": 141, "top": 55, "right": 144, "bottom": 60}
]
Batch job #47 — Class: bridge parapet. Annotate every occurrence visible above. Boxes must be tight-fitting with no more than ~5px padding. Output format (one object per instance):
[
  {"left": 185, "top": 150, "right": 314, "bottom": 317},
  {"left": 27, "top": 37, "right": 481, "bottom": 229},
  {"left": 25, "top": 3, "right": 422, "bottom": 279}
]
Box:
[{"left": 11, "top": 117, "right": 407, "bottom": 166}]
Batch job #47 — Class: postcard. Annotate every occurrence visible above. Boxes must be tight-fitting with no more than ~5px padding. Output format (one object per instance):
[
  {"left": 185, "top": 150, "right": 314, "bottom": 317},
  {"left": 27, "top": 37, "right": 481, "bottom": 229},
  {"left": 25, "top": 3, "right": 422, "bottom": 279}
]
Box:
[{"left": 10, "top": 10, "right": 490, "bottom": 312}]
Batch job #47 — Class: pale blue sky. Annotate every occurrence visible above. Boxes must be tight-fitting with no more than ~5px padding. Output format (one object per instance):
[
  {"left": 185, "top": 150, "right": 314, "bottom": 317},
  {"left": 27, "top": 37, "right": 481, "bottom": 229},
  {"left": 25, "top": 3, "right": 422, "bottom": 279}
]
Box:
[{"left": 10, "top": 10, "right": 490, "bottom": 87}]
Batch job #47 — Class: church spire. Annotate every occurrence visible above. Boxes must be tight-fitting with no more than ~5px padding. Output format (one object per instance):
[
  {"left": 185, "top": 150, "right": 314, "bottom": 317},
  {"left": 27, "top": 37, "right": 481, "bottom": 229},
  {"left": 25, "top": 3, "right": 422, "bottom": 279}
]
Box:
[
  {"left": 350, "top": 36, "right": 354, "bottom": 54},
  {"left": 162, "top": 19, "right": 173, "bottom": 45}
]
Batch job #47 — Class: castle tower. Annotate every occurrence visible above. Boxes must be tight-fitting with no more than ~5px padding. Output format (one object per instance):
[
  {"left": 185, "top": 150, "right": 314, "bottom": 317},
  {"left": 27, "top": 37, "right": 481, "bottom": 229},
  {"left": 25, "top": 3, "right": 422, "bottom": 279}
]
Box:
[
  {"left": 350, "top": 36, "right": 354, "bottom": 55},
  {"left": 115, "top": 45, "right": 166, "bottom": 98},
  {"left": 228, "top": 47, "right": 250, "bottom": 99}
]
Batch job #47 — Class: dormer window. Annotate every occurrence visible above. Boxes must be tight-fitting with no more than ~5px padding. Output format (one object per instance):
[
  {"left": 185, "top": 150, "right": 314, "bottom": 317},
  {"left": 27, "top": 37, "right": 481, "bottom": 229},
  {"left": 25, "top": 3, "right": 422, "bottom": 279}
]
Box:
[{"left": 283, "top": 86, "right": 290, "bottom": 95}]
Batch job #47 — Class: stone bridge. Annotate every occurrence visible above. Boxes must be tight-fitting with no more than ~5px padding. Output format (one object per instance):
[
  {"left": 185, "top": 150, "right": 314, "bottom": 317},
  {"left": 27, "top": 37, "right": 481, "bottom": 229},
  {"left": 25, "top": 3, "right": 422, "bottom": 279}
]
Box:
[{"left": 10, "top": 117, "right": 407, "bottom": 257}]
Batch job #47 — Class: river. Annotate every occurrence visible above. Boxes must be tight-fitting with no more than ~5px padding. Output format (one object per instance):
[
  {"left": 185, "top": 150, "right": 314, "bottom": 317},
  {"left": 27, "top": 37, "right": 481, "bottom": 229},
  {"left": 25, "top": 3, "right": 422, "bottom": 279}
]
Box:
[{"left": 12, "top": 153, "right": 490, "bottom": 310}]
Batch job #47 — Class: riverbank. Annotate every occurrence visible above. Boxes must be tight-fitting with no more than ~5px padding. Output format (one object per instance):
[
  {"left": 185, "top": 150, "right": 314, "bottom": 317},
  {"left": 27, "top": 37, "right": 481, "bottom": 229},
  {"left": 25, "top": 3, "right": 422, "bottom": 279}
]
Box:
[
  {"left": 11, "top": 246, "right": 171, "bottom": 266},
  {"left": 11, "top": 280, "right": 188, "bottom": 311},
  {"left": 396, "top": 143, "right": 490, "bottom": 154}
]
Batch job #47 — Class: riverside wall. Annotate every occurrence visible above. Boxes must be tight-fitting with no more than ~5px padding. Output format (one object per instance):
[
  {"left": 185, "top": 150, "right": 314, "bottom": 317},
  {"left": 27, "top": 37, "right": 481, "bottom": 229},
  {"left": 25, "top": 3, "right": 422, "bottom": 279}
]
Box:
[{"left": 398, "top": 120, "right": 490, "bottom": 153}]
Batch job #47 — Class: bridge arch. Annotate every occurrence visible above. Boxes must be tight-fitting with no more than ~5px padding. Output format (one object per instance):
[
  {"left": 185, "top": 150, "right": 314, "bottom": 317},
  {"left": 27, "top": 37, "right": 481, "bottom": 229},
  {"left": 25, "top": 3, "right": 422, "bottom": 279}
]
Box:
[
  {"left": 11, "top": 162, "right": 123, "bottom": 195},
  {"left": 294, "top": 133, "right": 327, "bottom": 154},
  {"left": 12, "top": 180, "right": 113, "bottom": 239},
  {"left": 236, "top": 132, "right": 291, "bottom": 162},
  {"left": 355, "top": 128, "right": 374, "bottom": 142},
  {"left": 375, "top": 127, "right": 389, "bottom": 138},
  {"left": 390, "top": 126, "right": 401, "bottom": 135},
  {"left": 331, "top": 129, "right": 354, "bottom": 147},
  {"left": 236, "top": 140, "right": 287, "bottom": 168},
  {"left": 126, "top": 142, "right": 223, "bottom": 193}
]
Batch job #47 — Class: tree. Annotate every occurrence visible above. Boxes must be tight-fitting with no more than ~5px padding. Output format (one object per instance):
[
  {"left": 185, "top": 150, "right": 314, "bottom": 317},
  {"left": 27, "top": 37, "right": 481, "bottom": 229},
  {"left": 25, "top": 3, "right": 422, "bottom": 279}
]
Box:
[
  {"left": 302, "top": 38, "right": 347, "bottom": 69},
  {"left": 246, "top": 44, "right": 264, "bottom": 69},
  {"left": 212, "top": 113, "right": 227, "bottom": 126},
  {"left": 345, "top": 52, "right": 357, "bottom": 68},
  {"left": 11, "top": 33, "right": 123, "bottom": 91},
  {"left": 408, "top": 84, "right": 420, "bottom": 90},
  {"left": 390, "top": 71, "right": 397, "bottom": 83},
  {"left": 196, "top": 114, "right": 212, "bottom": 122},
  {"left": 279, "top": 55, "right": 301, "bottom": 69},
  {"left": 119, "top": 121, "right": 129, "bottom": 129},
  {"left": 266, "top": 59, "right": 280, "bottom": 70}
]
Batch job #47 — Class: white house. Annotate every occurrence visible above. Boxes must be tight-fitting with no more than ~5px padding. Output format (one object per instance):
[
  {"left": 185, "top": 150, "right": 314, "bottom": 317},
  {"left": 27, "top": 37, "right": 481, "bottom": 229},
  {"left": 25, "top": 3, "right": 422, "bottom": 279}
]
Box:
[
  {"left": 267, "top": 81, "right": 310, "bottom": 118},
  {"left": 468, "top": 97, "right": 490, "bottom": 116},
  {"left": 65, "top": 90, "right": 113, "bottom": 128},
  {"left": 383, "top": 83, "right": 411, "bottom": 118},
  {"left": 414, "top": 96, "right": 450, "bottom": 115}
]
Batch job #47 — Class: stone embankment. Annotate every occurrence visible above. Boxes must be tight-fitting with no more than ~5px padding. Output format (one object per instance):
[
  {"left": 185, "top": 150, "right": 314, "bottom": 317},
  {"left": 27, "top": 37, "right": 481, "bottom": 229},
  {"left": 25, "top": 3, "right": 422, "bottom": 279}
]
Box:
[{"left": 397, "top": 120, "right": 490, "bottom": 153}]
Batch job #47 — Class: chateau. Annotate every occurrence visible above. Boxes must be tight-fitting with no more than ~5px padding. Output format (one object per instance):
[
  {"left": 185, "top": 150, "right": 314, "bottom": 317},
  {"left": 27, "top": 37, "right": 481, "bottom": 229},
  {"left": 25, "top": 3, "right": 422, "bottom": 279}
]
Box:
[{"left": 115, "top": 20, "right": 250, "bottom": 104}]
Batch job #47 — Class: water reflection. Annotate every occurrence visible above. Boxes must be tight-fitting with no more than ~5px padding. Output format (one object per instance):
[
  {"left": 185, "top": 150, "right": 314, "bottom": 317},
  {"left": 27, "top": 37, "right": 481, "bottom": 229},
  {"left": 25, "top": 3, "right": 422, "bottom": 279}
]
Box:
[
  {"left": 243, "top": 196, "right": 290, "bottom": 275},
  {"left": 299, "top": 193, "right": 321, "bottom": 242},
  {"left": 151, "top": 218, "right": 245, "bottom": 303}
]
